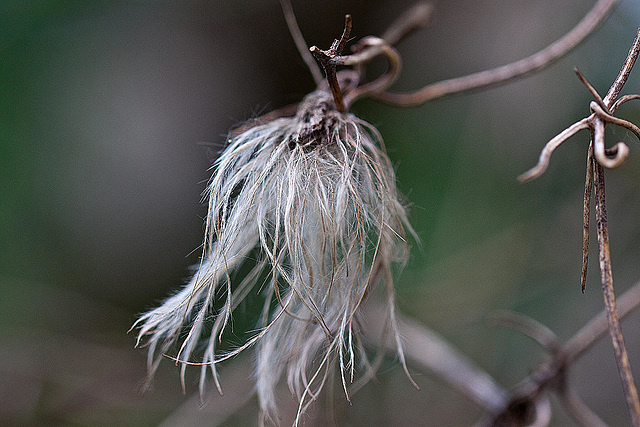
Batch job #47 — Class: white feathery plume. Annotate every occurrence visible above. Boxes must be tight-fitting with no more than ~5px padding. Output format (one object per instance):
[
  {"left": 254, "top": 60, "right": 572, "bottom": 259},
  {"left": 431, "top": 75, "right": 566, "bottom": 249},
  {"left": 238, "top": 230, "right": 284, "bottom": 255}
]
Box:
[{"left": 132, "top": 89, "right": 414, "bottom": 424}]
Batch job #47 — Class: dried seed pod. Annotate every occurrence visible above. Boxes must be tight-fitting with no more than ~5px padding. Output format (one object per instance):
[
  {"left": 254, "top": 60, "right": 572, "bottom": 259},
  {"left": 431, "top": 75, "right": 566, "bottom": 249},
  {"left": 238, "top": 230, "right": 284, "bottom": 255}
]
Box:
[{"left": 132, "top": 88, "right": 414, "bottom": 423}]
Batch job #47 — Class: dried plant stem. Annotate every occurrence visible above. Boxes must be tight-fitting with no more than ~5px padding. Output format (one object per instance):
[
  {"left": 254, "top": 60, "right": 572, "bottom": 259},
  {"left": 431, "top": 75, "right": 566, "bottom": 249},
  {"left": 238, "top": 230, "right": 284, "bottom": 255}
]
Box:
[
  {"left": 556, "top": 384, "right": 608, "bottom": 427},
  {"left": 602, "top": 29, "right": 640, "bottom": 106},
  {"left": 361, "top": 303, "right": 508, "bottom": 413},
  {"left": 374, "top": 0, "right": 619, "bottom": 105},
  {"left": 279, "top": 0, "right": 324, "bottom": 85},
  {"left": 365, "top": 277, "right": 640, "bottom": 424},
  {"left": 490, "top": 278, "right": 640, "bottom": 425},
  {"left": 581, "top": 143, "right": 594, "bottom": 293},
  {"left": 310, "top": 15, "right": 352, "bottom": 112},
  {"left": 565, "top": 277, "right": 640, "bottom": 361},
  {"left": 589, "top": 28, "right": 640, "bottom": 425},
  {"left": 517, "top": 29, "right": 640, "bottom": 421},
  {"left": 593, "top": 160, "right": 640, "bottom": 426}
]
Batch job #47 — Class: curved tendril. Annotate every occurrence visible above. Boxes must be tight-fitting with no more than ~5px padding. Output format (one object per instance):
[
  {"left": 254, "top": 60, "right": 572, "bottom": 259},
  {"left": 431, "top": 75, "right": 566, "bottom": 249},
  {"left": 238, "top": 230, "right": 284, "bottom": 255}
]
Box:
[
  {"left": 590, "top": 101, "right": 640, "bottom": 140},
  {"left": 339, "top": 37, "right": 403, "bottom": 108},
  {"left": 591, "top": 112, "right": 629, "bottom": 169},
  {"left": 518, "top": 118, "right": 590, "bottom": 183}
]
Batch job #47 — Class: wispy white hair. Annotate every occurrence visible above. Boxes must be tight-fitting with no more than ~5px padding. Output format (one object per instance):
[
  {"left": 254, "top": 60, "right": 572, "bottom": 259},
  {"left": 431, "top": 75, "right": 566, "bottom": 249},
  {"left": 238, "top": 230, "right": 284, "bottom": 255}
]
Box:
[{"left": 132, "top": 90, "right": 413, "bottom": 424}]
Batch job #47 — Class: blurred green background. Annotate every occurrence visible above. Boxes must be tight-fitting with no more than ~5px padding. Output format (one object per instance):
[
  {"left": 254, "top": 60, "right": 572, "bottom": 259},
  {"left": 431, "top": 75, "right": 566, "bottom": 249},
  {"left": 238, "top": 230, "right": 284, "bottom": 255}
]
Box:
[{"left": 2, "top": 0, "right": 640, "bottom": 425}]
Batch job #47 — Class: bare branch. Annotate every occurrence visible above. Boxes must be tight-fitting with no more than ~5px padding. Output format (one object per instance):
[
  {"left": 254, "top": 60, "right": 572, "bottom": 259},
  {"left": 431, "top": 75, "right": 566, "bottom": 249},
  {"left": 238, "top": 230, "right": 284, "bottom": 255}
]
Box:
[
  {"left": 310, "top": 14, "right": 352, "bottom": 112},
  {"left": 603, "top": 26, "right": 640, "bottom": 105},
  {"left": 557, "top": 384, "right": 609, "bottom": 427},
  {"left": 593, "top": 160, "right": 640, "bottom": 425},
  {"left": 341, "top": 38, "right": 403, "bottom": 108},
  {"left": 565, "top": 278, "right": 640, "bottom": 361},
  {"left": 612, "top": 94, "right": 640, "bottom": 112},
  {"left": 521, "top": 27, "right": 640, "bottom": 181},
  {"left": 374, "top": 0, "right": 620, "bottom": 105},
  {"left": 590, "top": 101, "right": 640, "bottom": 140},
  {"left": 279, "top": 0, "right": 324, "bottom": 85},
  {"left": 576, "top": 68, "right": 607, "bottom": 111},
  {"left": 361, "top": 303, "right": 508, "bottom": 414},
  {"left": 488, "top": 279, "right": 640, "bottom": 425},
  {"left": 489, "top": 311, "right": 560, "bottom": 355},
  {"left": 380, "top": 2, "right": 434, "bottom": 47},
  {"left": 521, "top": 26, "right": 640, "bottom": 424}
]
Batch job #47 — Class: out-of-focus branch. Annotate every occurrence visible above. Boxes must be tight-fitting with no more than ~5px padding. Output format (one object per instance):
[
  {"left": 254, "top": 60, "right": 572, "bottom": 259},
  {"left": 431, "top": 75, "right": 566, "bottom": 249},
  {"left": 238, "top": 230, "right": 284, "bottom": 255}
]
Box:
[
  {"left": 361, "top": 303, "right": 508, "bottom": 413},
  {"left": 373, "top": 0, "right": 620, "bottom": 105},
  {"left": 493, "top": 278, "right": 640, "bottom": 425},
  {"left": 363, "top": 278, "right": 640, "bottom": 425}
]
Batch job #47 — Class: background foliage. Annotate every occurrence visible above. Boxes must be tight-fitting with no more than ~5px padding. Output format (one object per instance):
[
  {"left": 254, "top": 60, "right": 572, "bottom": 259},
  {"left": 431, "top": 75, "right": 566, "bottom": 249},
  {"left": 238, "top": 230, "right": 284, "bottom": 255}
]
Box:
[{"left": 2, "top": 1, "right": 640, "bottom": 425}]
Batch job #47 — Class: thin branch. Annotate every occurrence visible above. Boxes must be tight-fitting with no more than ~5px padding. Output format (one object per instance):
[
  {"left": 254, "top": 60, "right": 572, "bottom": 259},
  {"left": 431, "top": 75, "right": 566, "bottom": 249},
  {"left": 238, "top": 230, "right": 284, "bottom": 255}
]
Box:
[
  {"left": 489, "top": 278, "right": 640, "bottom": 425},
  {"left": 362, "top": 277, "right": 640, "bottom": 424},
  {"left": 361, "top": 303, "right": 508, "bottom": 414},
  {"left": 565, "top": 277, "right": 640, "bottom": 362},
  {"left": 612, "top": 94, "right": 640, "bottom": 112},
  {"left": 521, "top": 26, "right": 640, "bottom": 424},
  {"left": 603, "top": 27, "right": 640, "bottom": 105},
  {"left": 590, "top": 101, "right": 640, "bottom": 139},
  {"left": 557, "top": 384, "right": 609, "bottom": 427},
  {"left": 582, "top": 142, "right": 594, "bottom": 293},
  {"left": 279, "top": 0, "right": 324, "bottom": 85},
  {"left": 310, "top": 14, "right": 352, "bottom": 112},
  {"left": 489, "top": 311, "right": 561, "bottom": 355},
  {"left": 380, "top": 1, "right": 434, "bottom": 47},
  {"left": 589, "top": 32, "right": 640, "bottom": 423},
  {"left": 520, "top": 27, "right": 640, "bottom": 183},
  {"left": 593, "top": 159, "right": 640, "bottom": 425},
  {"left": 340, "top": 37, "right": 403, "bottom": 108},
  {"left": 320, "top": 2, "right": 433, "bottom": 69},
  {"left": 576, "top": 68, "right": 607, "bottom": 111},
  {"left": 373, "top": 0, "right": 620, "bottom": 106}
]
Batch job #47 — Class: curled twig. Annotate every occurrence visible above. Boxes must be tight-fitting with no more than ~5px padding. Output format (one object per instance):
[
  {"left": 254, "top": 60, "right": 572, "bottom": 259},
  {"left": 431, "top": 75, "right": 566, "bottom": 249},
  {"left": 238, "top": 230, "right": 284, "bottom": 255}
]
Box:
[
  {"left": 520, "top": 26, "right": 640, "bottom": 426},
  {"left": 519, "top": 65, "right": 640, "bottom": 182}
]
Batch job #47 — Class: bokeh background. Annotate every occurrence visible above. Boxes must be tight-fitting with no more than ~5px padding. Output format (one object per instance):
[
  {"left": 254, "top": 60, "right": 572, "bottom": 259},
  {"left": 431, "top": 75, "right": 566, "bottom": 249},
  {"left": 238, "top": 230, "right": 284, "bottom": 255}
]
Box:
[{"left": 2, "top": 0, "right": 640, "bottom": 425}]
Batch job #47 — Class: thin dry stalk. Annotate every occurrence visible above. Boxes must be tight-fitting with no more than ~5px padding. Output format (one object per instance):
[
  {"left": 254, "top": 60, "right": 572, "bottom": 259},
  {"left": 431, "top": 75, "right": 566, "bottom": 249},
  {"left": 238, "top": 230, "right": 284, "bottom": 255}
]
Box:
[
  {"left": 365, "top": 278, "right": 640, "bottom": 425},
  {"left": 589, "top": 28, "right": 640, "bottom": 425},
  {"left": 593, "top": 160, "right": 640, "bottom": 425},
  {"left": 520, "top": 26, "right": 640, "bottom": 426},
  {"left": 373, "top": 0, "right": 620, "bottom": 105},
  {"left": 582, "top": 143, "right": 594, "bottom": 293},
  {"left": 279, "top": 0, "right": 323, "bottom": 85},
  {"left": 490, "top": 278, "right": 640, "bottom": 425},
  {"left": 309, "top": 15, "right": 352, "bottom": 112},
  {"left": 361, "top": 303, "right": 508, "bottom": 413},
  {"left": 556, "top": 384, "right": 608, "bottom": 427}
]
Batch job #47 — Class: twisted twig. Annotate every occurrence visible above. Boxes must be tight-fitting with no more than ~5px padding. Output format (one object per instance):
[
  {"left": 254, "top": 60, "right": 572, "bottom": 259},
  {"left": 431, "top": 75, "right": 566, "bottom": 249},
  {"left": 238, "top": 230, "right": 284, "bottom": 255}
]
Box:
[{"left": 520, "top": 27, "right": 640, "bottom": 426}]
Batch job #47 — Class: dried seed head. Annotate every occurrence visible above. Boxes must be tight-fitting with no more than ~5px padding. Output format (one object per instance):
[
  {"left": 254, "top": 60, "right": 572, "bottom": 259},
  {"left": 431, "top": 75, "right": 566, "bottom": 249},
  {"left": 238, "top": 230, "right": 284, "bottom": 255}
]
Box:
[{"left": 133, "top": 89, "right": 413, "bottom": 423}]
